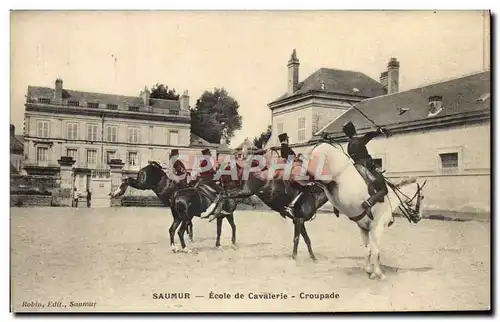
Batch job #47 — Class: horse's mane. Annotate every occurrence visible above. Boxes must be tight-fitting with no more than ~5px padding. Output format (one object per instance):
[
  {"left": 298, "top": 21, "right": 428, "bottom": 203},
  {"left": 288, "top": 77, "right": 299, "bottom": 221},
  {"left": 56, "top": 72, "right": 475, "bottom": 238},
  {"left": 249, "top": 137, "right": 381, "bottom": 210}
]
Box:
[{"left": 393, "top": 177, "right": 417, "bottom": 188}]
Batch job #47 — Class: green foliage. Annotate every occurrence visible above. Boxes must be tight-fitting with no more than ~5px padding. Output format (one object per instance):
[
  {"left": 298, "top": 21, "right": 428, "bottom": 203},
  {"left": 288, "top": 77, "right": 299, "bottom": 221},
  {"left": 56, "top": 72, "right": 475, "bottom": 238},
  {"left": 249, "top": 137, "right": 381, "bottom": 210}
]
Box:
[
  {"left": 252, "top": 125, "right": 272, "bottom": 149},
  {"left": 190, "top": 88, "right": 243, "bottom": 144},
  {"left": 150, "top": 83, "right": 180, "bottom": 100}
]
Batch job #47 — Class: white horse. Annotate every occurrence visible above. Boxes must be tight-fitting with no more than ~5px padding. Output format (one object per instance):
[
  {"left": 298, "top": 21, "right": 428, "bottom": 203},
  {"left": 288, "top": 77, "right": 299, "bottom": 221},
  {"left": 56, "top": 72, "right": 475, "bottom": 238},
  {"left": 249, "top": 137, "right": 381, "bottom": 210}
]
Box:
[{"left": 305, "top": 142, "right": 427, "bottom": 280}]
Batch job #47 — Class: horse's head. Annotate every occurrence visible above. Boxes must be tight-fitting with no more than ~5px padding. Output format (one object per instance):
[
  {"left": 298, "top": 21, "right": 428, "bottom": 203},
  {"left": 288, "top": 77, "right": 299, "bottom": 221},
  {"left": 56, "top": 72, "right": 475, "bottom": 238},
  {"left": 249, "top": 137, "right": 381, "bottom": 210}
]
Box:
[
  {"left": 135, "top": 161, "right": 171, "bottom": 190},
  {"left": 392, "top": 179, "right": 427, "bottom": 224}
]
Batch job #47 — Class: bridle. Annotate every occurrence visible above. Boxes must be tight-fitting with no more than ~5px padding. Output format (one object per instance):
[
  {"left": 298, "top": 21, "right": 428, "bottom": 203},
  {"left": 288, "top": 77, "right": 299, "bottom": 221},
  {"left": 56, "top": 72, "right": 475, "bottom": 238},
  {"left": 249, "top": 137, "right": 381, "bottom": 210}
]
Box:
[{"left": 389, "top": 179, "right": 427, "bottom": 223}]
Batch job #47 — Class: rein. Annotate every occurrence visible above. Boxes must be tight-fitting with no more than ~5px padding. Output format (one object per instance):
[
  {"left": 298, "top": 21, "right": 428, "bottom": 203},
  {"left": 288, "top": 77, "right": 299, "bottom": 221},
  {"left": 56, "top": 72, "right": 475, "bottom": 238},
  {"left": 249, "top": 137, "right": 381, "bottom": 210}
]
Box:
[{"left": 385, "top": 178, "right": 427, "bottom": 223}]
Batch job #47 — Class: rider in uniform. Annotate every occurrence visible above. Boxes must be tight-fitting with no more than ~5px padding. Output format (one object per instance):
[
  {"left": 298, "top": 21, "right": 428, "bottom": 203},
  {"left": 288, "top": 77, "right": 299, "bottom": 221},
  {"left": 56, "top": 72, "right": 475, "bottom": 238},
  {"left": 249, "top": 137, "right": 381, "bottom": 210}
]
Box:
[
  {"left": 343, "top": 121, "right": 390, "bottom": 219},
  {"left": 198, "top": 148, "right": 225, "bottom": 217},
  {"left": 168, "top": 149, "right": 188, "bottom": 187}
]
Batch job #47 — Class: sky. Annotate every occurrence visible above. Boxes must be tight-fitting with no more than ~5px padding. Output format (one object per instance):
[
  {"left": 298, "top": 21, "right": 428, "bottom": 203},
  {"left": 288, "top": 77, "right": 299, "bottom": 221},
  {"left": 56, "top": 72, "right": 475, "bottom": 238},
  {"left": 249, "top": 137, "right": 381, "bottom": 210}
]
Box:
[{"left": 10, "top": 10, "right": 489, "bottom": 147}]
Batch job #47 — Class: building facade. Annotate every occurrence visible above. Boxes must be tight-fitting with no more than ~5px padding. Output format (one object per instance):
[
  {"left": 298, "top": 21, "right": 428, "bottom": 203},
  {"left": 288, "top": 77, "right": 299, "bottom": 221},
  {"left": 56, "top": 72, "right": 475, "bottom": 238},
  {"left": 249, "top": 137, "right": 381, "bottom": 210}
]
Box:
[
  {"left": 313, "top": 71, "right": 491, "bottom": 215},
  {"left": 23, "top": 79, "right": 205, "bottom": 206},
  {"left": 266, "top": 50, "right": 392, "bottom": 149}
]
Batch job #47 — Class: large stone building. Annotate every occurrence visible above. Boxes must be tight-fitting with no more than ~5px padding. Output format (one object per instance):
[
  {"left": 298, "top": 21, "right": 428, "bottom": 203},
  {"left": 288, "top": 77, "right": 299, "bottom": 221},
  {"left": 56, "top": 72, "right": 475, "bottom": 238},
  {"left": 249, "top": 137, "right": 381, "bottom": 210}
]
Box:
[
  {"left": 313, "top": 71, "right": 491, "bottom": 216},
  {"left": 267, "top": 50, "right": 393, "bottom": 149},
  {"left": 23, "top": 79, "right": 210, "bottom": 206}
]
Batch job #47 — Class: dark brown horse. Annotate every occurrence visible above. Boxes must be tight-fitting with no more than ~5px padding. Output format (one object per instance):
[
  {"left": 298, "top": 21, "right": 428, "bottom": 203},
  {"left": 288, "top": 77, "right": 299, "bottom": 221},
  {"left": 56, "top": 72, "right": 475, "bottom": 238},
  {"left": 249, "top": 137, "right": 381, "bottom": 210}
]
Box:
[
  {"left": 110, "top": 161, "right": 238, "bottom": 252},
  {"left": 211, "top": 154, "right": 330, "bottom": 260}
]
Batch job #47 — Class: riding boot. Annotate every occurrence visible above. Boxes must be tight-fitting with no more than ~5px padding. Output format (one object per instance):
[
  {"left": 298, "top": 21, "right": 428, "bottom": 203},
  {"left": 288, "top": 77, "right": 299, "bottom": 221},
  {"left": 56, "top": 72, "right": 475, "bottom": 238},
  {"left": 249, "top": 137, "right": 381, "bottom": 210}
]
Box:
[
  {"left": 284, "top": 192, "right": 302, "bottom": 218},
  {"left": 361, "top": 190, "right": 387, "bottom": 220}
]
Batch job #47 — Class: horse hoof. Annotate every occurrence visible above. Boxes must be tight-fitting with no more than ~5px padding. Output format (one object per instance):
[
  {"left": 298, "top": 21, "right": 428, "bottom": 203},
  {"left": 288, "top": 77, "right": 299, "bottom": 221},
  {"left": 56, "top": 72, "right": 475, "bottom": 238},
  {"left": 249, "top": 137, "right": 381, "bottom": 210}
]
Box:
[
  {"left": 369, "top": 272, "right": 386, "bottom": 280},
  {"left": 182, "top": 248, "right": 193, "bottom": 254},
  {"left": 364, "top": 265, "right": 374, "bottom": 274},
  {"left": 216, "top": 246, "right": 223, "bottom": 251},
  {"left": 171, "top": 245, "right": 179, "bottom": 253},
  {"left": 292, "top": 254, "right": 297, "bottom": 260},
  {"left": 231, "top": 243, "right": 238, "bottom": 249},
  {"left": 311, "top": 255, "right": 317, "bottom": 262}
]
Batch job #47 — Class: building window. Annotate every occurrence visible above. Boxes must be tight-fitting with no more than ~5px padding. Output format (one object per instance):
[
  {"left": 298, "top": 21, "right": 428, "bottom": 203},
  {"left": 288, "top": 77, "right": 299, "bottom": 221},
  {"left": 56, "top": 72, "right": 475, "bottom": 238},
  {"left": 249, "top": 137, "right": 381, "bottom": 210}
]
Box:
[
  {"left": 38, "top": 98, "right": 51, "bottom": 104},
  {"left": 128, "top": 127, "right": 139, "bottom": 144},
  {"left": 169, "top": 130, "right": 179, "bottom": 146},
  {"left": 128, "top": 152, "right": 138, "bottom": 166},
  {"left": 36, "top": 147, "right": 48, "bottom": 162},
  {"left": 67, "top": 148, "right": 78, "bottom": 162},
  {"left": 106, "top": 126, "right": 118, "bottom": 142},
  {"left": 275, "top": 122, "right": 283, "bottom": 144},
  {"left": 107, "top": 104, "right": 118, "bottom": 110},
  {"left": 86, "top": 150, "right": 97, "bottom": 166},
  {"left": 68, "top": 100, "right": 80, "bottom": 107},
  {"left": 87, "top": 124, "right": 98, "bottom": 141},
  {"left": 66, "top": 123, "right": 79, "bottom": 140},
  {"left": 440, "top": 152, "right": 458, "bottom": 169},
  {"left": 297, "top": 117, "right": 306, "bottom": 142},
  {"left": 169, "top": 109, "right": 179, "bottom": 115},
  {"left": 128, "top": 106, "right": 140, "bottom": 112},
  {"left": 87, "top": 102, "right": 99, "bottom": 109},
  {"left": 106, "top": 151, "right": 116, "bottom": 163},
  {"left": 36, "top": 120, "right": 49, "bottom": 138}
]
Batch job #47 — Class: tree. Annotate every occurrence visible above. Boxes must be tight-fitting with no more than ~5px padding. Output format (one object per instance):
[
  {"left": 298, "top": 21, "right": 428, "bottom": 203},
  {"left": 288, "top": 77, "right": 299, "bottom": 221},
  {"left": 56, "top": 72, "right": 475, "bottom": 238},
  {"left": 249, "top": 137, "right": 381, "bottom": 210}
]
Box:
[
  {"left": 190, "top": 88, "right": 242, "bottom": 145},
  {"left": 253, "top": 125, "right": 272, "bottom": 149},
  {"left": 149, "top": 83, "right": 180, "bottom": 100}
]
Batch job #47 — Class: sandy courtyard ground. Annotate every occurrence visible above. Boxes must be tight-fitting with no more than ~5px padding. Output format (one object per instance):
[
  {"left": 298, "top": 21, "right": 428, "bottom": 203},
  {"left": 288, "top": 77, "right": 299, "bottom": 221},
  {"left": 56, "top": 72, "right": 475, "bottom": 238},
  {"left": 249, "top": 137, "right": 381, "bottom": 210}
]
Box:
[{"left": 10, "top": 207, "right": 490, "bottom": 312}]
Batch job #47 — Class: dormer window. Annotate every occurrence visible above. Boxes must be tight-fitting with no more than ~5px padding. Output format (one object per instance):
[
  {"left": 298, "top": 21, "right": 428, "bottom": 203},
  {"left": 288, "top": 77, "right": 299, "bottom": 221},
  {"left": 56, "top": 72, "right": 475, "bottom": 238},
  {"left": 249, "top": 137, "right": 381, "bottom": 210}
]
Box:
[
  {"left": 68, "top": 100, "right": 80, "bottom": 107},
  {"left": 128, "top": 106, "right": 140, "bottom": 112},
  {"left": 87, "top": 102, "right": 99, "bottom": 109},
  {"left": 38, "top": 98, "right": 51, "bottom": 104},
  {"left": 106, "top": 104, "right": 118, "bottom": 110},
  {"left": 428, "top": 95, "right": 443, "bottom": 117}
]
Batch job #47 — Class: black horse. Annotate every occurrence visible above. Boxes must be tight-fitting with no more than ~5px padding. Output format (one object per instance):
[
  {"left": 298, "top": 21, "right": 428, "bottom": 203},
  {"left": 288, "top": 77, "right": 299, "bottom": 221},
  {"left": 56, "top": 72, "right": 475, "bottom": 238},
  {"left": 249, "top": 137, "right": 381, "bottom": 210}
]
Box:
[
  {"left": 110, "top": 161, "right": 238, "bottom": 252},
  {"left": 211, "top": 155, "right": 329, "bottom": 260}
]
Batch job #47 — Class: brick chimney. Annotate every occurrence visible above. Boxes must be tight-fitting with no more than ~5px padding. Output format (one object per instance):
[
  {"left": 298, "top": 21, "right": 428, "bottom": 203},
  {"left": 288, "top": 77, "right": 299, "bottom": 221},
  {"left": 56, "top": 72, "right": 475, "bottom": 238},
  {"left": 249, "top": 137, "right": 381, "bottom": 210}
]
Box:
[
  {"left": 180, "top": 90, "right": 190, "bottom": 110},
  {"left": 287, "top": 49, "right": 300, "bottom": 95},
  {"left": 379, "top": 71, "right": 388, "bottom": 93},
  {"left": 140, "top": 86, "right": 151, "bottom": 106},
  {"left": 54, "top": 78, "right": 63, "bottom": 101},
  {"left": 387, "top": 57, "right": 400, "bottom": 94}
]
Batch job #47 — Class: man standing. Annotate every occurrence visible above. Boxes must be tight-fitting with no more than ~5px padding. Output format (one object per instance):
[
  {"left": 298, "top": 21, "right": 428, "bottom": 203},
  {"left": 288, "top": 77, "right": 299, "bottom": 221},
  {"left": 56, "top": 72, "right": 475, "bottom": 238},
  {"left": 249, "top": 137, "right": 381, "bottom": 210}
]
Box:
[
  {"left": 86, "top": 189, "right": 92, "bottom": 208},
  {"left": 73, "top": 187, "right": 80, "bottom": 208},
  {"left": 343, "top": 121, "right": 390, "bottom": 219}
]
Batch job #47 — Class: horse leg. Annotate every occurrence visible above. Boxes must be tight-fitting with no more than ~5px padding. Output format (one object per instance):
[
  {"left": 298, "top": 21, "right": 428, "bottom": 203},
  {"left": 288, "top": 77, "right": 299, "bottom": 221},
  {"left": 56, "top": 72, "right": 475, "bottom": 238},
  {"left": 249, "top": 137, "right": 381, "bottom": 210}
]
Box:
[
  {"left": 178, "top": 221, "right": 192, "bottom": 253},
  {"left": 187, "top": 221, "right": 194, "bottom": 242},
  {"left": 169, "top": 219, "right": 182, "bottom": 252},
  {"left": 226, "top": 214, "right": 237, "bottom": 247},
  {"left": 292, "top": 218, "right": 302, "bottom": 260},
  {"left": 300, "top": 221, "right": 316, "bottom": 261},
  {"left": 360, "top": 227, "right": 373, "bottom": 274},
  {"left": 215, "top": 217, "right": 223, "bottom": 249},
  {"left": 368, "top": 222, "right": 386, "bottom": 280}
]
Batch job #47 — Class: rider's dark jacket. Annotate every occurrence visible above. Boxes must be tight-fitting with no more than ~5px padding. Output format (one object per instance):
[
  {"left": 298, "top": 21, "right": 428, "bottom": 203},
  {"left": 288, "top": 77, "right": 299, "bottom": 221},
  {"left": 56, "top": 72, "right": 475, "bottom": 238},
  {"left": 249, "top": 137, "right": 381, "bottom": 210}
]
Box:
[
  {"left": 280, "top": 143, "right": 296, "bottom": 160},
  {"left": 347, "top": 130, "right": 383, "bottom": 171},
  {"left": 172, "top": 159, "right": 187, "bottom": 176}
]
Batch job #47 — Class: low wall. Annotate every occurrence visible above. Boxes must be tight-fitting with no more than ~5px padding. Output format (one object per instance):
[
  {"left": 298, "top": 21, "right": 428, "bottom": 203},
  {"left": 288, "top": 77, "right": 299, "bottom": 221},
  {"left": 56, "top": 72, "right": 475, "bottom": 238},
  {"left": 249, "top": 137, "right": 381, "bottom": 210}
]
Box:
[{"left": 10, "top": 195, "right": 54, "bottom": 207}]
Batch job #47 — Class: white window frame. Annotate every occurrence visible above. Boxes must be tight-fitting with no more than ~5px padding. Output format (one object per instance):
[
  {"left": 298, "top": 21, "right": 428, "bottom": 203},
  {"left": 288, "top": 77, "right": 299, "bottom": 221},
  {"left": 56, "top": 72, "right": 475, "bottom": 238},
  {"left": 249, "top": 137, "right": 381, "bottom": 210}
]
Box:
[
  {"left": 66, "top": 148, "right": 78, "bottom": 162},
  {"left": 66, "top": 123, "right": 79, "bottom": 140},
  {"left": 36, "top": 146, "right": 48, "bottom": 162},
  {"left": 106, "top": 125, "right": 118, "bottom": 142},
  {"left": 297, "top": 116, "right": 306, "bottom": 142},
  {"left": 128, "top": 151, "right": 138, "bottom": 166},
  {"left": 437, "top": 147, "right": 463, "bottom": 173},
  {"left": 275, "top": 122, "right": 284, "bottom": 144},
  {"left": 168, "top": 130, "right": 179, "bottom": 146},
  {"left": 36, "top": 120, "right": 50, "bottom": 138},
  {"left": 128, "top": 127, "right": 140, "bottom": 144},
  {"left": 86, "top": 149, "right": 98, "bottom": 167},
  {"left": 87, "top": 124, "right": 98, "bottom": 141},
  {"left": 106, "top": 150, "right": 116, "bottom": 163}
]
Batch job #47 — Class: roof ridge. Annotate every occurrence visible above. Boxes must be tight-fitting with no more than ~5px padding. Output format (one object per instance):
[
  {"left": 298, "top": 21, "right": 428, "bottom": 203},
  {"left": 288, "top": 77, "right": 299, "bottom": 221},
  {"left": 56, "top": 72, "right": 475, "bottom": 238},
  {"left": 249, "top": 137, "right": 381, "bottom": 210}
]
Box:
[
  {"left": 28, "top": 85, "right": 180, "bottom": 102},
  {"left": 358, "top": 70, "right": 490, "bottom": 104}
]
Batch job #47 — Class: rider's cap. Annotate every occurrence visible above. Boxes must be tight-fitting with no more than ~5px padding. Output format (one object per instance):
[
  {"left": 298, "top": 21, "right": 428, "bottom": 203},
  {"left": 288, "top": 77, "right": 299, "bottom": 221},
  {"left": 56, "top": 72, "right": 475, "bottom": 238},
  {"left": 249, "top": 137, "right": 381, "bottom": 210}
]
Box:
[
  {"left": 342, "top": 121, "right": 356, "bottom": 135},
  {"left": 201, "top": 148, "right": 211, "bottom": 155},
  {"left": 170, "top": 149, "right": 179, "bottom": 156},
  {"left": 278, "top": 133, "right": 289, "bottom": 142}
]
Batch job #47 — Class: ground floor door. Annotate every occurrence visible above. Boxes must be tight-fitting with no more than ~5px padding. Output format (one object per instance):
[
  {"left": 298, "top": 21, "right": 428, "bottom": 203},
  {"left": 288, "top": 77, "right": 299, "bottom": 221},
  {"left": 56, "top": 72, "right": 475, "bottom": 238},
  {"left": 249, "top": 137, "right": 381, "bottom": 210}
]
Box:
[{"left": 90, "top": 169, "right": 112, "bottom": 207}]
